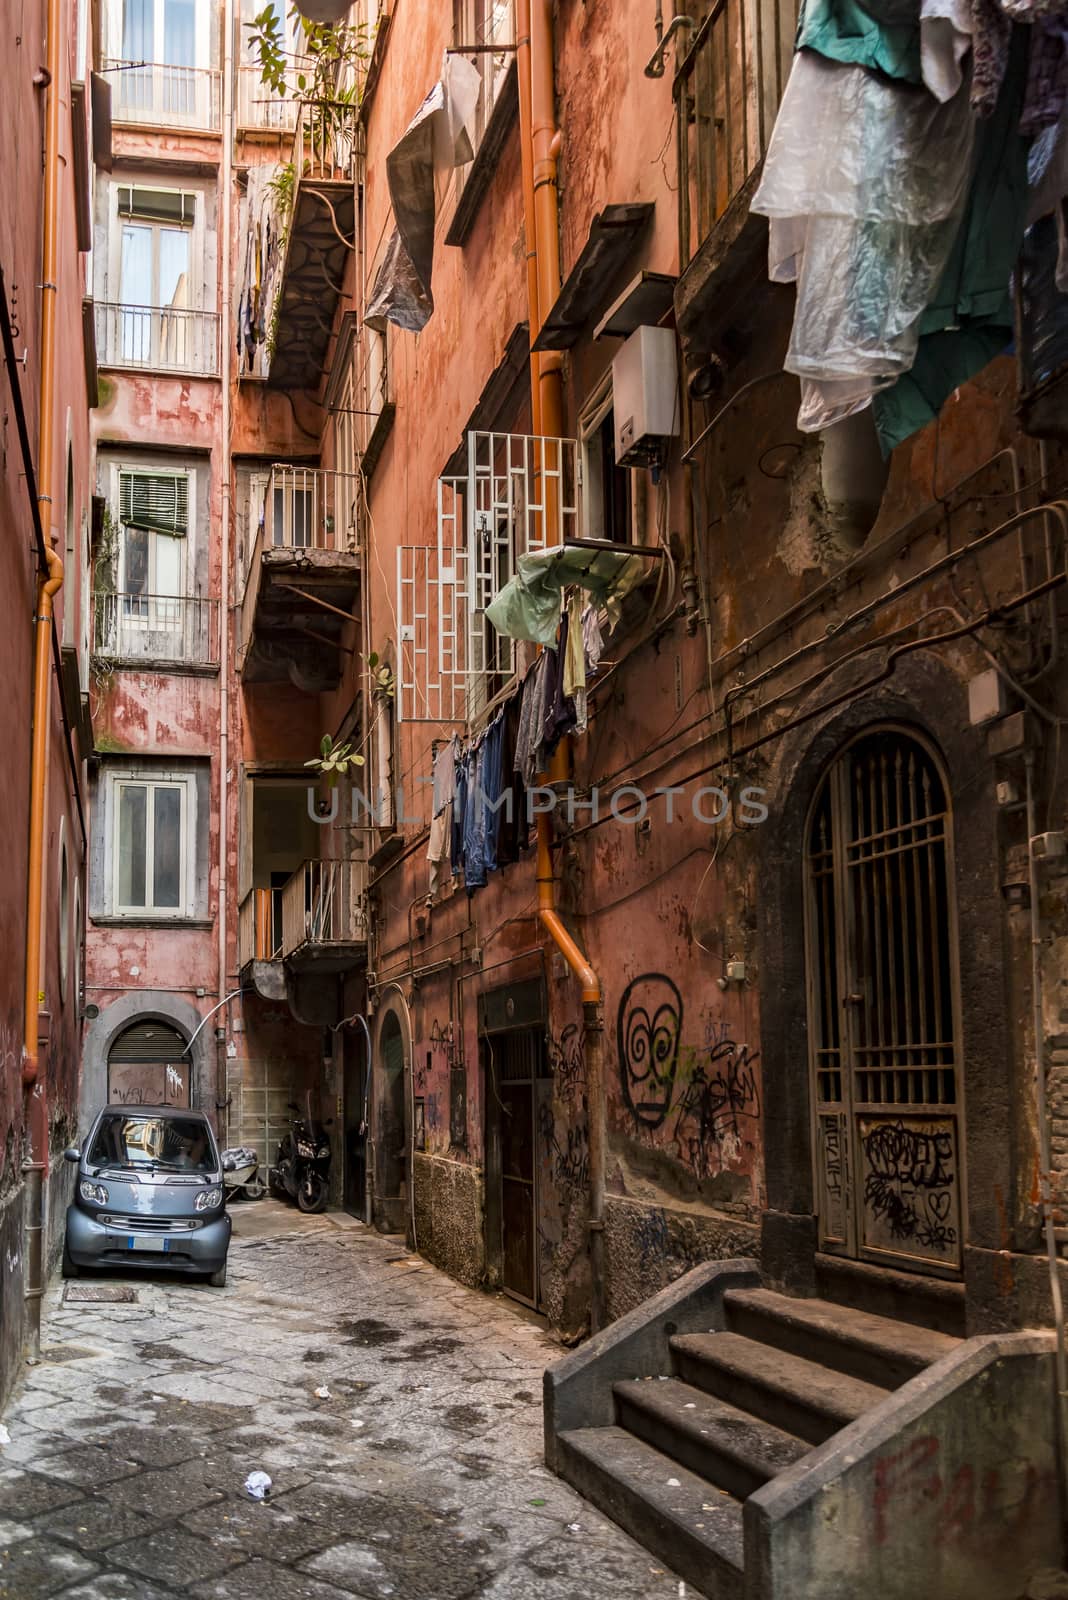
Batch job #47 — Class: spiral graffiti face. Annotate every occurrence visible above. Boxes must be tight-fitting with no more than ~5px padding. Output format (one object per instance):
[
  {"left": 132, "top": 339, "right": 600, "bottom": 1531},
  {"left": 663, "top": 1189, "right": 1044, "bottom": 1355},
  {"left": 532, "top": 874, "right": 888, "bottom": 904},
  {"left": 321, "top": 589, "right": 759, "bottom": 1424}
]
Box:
[{"left": 617, "top": 974, "right": 684, "bottom": 1129}]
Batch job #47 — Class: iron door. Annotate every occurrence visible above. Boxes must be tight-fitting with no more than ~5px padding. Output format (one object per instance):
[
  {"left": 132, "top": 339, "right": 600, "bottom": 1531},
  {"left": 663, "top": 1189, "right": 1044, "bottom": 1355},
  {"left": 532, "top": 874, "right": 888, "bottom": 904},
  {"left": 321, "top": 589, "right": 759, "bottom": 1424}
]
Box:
[{"left": 806, "top": 728, "right": 964, "bottom": 1275}]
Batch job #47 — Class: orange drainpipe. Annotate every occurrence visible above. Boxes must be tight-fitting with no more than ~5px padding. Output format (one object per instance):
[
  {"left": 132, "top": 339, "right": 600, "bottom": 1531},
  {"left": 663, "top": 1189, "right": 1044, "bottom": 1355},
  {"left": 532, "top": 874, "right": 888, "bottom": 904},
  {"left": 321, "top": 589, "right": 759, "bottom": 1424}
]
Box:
[
  {"left": 520, "top": 0, "right": 607, "bottom": 1329},
  {"left": 23, "top": 0, "right": 65, "bottom": 1361}
]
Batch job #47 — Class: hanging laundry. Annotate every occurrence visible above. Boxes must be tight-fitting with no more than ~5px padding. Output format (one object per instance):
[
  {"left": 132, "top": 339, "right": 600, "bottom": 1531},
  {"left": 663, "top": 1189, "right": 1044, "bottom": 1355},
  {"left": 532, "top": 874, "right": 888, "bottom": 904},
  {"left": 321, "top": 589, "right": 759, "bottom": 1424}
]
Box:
[
  {"left": 480, "top": 711, "right": 506, "bottom": 879},
  {"left": 1021, "top": 18, "right": 1068, "bottom": 136},
  {"left": 542, "top": 615, "right": 578, "bottom": 759},
  {"left": 872, "top": 29, "right": 1032, "bottom": 451},
  {"left": 751, "top": 48, "right": 976, "bottom": 432},
  {"left": 796, "top": 0, "right": 923, "bottom": 84},
  {"left": 427, "top": 801, "right": 452, "bottom": 896},
  {"left": 496, "top": 688, "right": 528, "bottom": 867},
  {"left": 431, "top": 734, "right": 459, "bottom": 817},
  {"left": 564, "top": 591, "right": 588, "bottom": 736},
  {"left": 582, "top": 605, "right": 605, "bottom": 675},
  {"left": 515, "top": 651, "right": 555, "bottom": 788},
  {"left": 921, "top": 0, "right": 974, "bottom": 101}
]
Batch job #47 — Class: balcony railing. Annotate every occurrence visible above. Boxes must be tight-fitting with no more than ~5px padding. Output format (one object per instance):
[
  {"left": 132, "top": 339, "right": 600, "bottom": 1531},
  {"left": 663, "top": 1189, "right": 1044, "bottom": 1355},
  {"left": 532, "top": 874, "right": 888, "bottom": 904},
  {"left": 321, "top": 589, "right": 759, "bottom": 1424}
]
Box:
[
  {"left": 92, "top": 592, "right": 220, "bottom": 668},
  {"left": 281, "top": 860, "right": 368, "bottom": 958},
  {"left": 262, "top": 464, "right": 362, "bottom": 556},
  {"left": 104, "top": 59, "right": 221, "bottom": 131},
  {"left": 675, "top": 0, "right": 795, "bottom": 269},
  {"left": 239, "top": 888, "right": 280, "bottom": 969},
  {"left": 96, "top": 302, "right": 220, "bottom": 376},
  {"left": 236, "top": 65, "right": 299, "bottom": 133},
  {"left": 293, "top": 96, "right": 360, "bottom": 184}
]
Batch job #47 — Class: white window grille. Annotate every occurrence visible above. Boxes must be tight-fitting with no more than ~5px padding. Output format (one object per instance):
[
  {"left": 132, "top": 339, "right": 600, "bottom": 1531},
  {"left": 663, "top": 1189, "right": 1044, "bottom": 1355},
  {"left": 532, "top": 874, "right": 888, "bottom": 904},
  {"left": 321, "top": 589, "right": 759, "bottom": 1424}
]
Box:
[{"left": 397, "top": 430, "right": 579, "bottom": 724}]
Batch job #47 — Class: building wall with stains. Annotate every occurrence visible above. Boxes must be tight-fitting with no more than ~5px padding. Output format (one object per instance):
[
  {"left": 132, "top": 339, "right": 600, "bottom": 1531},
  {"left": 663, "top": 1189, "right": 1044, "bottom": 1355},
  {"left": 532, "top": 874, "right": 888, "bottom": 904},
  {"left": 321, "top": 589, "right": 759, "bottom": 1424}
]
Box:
[
  {"left": 0, "top": 0, "right": 96, "bottom": 1403},
  {"left": 341, "top": 0, "right": 1068, "bottom": 1342}
]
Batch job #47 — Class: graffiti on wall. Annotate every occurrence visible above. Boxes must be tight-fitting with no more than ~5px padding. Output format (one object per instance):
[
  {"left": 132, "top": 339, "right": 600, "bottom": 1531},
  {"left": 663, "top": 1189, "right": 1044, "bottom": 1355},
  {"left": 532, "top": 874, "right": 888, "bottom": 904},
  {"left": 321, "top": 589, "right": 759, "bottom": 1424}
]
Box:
[
  {"left": 673, "top": 1021, "right": 761, "bottom": 1178},
  {"left": 539, "top": 1097, "right": 590, "bottom": 1200},
  {"left": 617, "top": 974, "right": 684, "bottom": 1129},
  {"left": 861, "top": 1119, "right": 958, "bottom": 1255},
  {"left": 548, "top": 1022, "right": 587, "bottom": 1103},
  {"left": 616, "top": 977, "right": 760, "bottom": 1179}
]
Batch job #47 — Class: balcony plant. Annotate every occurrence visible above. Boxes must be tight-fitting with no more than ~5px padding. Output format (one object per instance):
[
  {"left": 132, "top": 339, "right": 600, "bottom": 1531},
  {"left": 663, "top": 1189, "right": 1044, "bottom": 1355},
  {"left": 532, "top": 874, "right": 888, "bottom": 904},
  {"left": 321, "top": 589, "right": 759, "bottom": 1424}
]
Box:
[{"left": 248, "top": 7, "right": 369, "bottom": 177}]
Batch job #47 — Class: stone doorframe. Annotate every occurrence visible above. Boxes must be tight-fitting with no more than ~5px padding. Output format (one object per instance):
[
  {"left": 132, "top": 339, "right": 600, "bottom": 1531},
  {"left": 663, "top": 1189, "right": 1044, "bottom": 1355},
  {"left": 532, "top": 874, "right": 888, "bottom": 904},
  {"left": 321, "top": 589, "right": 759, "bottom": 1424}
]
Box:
[
  {"left": 80, "top": 991, "right": 216, "bottom": 1136},
  {"left": 754, "top": 652, "right": 1015, "bottom": 1321}
]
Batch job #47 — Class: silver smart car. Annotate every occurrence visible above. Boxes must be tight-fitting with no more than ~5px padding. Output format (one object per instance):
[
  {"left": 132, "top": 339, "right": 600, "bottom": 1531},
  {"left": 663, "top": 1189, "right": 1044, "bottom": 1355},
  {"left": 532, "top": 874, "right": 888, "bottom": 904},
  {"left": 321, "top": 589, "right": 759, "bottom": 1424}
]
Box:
[{"left": 63, "top": 1106, "right": 231, "bottom": 1286}]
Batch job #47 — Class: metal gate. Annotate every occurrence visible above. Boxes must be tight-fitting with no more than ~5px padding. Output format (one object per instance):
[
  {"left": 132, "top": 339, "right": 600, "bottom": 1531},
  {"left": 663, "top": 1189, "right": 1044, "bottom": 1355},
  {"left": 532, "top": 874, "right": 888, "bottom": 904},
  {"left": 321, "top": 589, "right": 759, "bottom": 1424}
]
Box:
[
  {"left": 805, "top": 727, "right": 964, "bottom": 1274},
  {"left": 107, "top": 1020, "right": 190, "bottom": 1108}
]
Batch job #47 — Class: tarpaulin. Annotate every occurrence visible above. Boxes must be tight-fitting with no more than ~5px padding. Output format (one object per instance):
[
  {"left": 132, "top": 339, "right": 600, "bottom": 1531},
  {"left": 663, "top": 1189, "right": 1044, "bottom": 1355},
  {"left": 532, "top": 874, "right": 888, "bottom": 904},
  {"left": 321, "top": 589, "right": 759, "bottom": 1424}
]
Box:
[
  {"left": 486, "top": 546, "right": 647, "bottom": 645},
  {"left": 365, "top": 53, "right": 480, "bottom": 333}
]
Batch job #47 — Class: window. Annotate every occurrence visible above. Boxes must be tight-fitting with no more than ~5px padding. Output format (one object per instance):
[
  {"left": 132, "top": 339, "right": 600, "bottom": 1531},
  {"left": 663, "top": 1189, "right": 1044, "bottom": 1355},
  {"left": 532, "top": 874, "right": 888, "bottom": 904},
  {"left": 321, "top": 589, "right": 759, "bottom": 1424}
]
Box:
[
  {"left": 115, "top": 466, "right": 189, "bottom": 601},
  {"left": 114, "top": 778, "right": 187, "bottom": 915},
  {"left": 580, "top": 381, "right": 632, "bottom": 544},
  {"left": 453, "top": 0, "right": 514, "bottom": 157},
  {"left": 116, "top": 188, "right": 196, "bottom": 363}
]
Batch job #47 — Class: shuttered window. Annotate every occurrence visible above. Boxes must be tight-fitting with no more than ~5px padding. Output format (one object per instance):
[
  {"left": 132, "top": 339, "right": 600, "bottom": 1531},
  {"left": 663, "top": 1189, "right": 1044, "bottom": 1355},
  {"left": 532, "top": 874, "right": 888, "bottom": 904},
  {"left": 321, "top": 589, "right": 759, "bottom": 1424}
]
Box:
[{"left": 119, "top": 470, "right": 189, "bottom": 536}]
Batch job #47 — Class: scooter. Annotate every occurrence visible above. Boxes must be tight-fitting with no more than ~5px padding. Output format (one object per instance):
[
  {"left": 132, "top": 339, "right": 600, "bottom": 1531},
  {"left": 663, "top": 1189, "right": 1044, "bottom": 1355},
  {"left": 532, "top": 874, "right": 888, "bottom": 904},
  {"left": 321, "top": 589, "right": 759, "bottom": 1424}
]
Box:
[
  {"left": 268, "top": 1100, "right": 332, "bottom": 1213},
  {"left": 220, "top": 1146, "right": 267, "bottom": 1202}
]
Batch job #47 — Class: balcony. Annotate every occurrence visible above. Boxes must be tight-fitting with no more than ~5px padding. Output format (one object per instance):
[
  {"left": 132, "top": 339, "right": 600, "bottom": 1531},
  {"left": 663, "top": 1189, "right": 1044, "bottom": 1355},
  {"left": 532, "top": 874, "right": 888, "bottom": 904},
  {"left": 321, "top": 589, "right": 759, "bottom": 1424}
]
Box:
[
  {"left": 266, "top": 98, "right": 359, "bottom": 390},
  {"left": 95, "top": 302, "right": 220, "bottom": 377},
  {"left": 282, "top": 859, "right": 368, "bottom": 971},
  {"left": 238, "top": 860, "right": 368, "bottom": 987},
  {"left": 92, "top": 592, "right": 220, "bottom": 671},
  {"left": 240, "top": 464, "right": 362, "bottom": 688},
  {"left": 104, "top": 59, "right": 221, "bottom": 132},
  {"left": 673, "top": 0, "right": 795, "bottom": 350},
  {"left": 236, "top": 65, "right": 300, "bottom": 135}
]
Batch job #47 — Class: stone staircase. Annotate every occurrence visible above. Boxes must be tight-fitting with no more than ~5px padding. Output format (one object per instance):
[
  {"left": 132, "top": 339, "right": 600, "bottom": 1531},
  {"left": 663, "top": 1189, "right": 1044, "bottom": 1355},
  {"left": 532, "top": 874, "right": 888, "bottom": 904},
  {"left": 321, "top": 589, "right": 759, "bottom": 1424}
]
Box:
[{"left": 552, "top": 1284, "right": 959, "bottom": 1599}]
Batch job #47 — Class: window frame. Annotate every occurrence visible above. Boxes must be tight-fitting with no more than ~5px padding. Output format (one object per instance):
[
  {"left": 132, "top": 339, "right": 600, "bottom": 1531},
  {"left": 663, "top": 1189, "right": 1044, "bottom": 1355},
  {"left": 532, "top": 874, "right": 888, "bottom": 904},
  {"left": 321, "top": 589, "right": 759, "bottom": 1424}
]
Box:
[
  {"left": 106, "top": 769, "right": 197, "bottom": 920},
  {"left": 110, "top": 461, "right": 194, "bottom": 604},
  {"left": 106, "top": 182, "right": 206, "bottom": 312},
  {"left": 579, "top": 376, "right": 633, "bottom": 545}
]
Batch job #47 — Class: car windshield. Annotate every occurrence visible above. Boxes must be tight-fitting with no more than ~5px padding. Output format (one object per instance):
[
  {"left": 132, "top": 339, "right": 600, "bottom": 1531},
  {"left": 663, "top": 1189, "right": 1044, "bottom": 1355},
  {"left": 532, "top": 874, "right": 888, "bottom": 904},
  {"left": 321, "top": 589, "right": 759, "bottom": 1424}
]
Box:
[{"left": 87, "top": 1113, "right": 216, "bottom": 1174}]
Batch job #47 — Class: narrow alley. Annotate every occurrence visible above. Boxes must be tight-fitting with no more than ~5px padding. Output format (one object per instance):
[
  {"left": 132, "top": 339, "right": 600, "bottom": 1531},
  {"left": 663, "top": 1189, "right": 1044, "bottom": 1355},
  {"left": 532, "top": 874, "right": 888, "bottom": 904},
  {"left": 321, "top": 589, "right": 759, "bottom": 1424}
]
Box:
[{"left": 0, "top": 1206, "right": 690, "bottom": 1600}]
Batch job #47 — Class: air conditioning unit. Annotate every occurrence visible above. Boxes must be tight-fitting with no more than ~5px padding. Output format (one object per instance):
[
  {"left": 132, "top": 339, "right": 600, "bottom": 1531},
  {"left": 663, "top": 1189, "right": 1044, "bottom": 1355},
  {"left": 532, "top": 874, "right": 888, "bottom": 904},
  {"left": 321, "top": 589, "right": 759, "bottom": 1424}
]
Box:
[{"left": 612, "top": 325, "right": 681, "bottom": 468}]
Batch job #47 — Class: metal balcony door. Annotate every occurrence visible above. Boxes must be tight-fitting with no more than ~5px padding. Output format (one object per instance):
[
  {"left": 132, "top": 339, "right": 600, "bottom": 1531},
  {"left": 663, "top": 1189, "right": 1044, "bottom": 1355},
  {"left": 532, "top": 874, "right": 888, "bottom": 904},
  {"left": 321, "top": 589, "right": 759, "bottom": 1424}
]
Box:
[{"left": 806, "top": 727, "right": 964, "bottom": 1275}]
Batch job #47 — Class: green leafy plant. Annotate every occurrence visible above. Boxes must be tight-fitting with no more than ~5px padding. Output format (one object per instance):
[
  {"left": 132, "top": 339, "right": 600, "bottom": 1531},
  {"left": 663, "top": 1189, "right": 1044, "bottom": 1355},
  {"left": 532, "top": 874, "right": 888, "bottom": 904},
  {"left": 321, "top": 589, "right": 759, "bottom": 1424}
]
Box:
[
  {"left": 367, "top": 650, "right": 395, "bottom": 702},
  {"left": 247, "top": 6, "right": 372, "bottom": 108},
  {"left": 305, "top": 733, "right": 364, "bottom": 788}
]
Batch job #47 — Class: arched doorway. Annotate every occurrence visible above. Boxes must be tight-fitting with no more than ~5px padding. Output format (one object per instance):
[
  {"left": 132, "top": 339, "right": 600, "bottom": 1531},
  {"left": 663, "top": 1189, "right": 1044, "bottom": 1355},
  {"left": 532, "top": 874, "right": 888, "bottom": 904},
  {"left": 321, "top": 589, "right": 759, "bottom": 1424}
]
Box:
[
  {"left": 804, "top": 726, "right": 963, "bottom": 1275},
  {"left": 107, "top": 1020, "right": 191, "bottom": 1108},
  {"left": 376, "top": 1011, "right": 408, "bottom": 1233}
]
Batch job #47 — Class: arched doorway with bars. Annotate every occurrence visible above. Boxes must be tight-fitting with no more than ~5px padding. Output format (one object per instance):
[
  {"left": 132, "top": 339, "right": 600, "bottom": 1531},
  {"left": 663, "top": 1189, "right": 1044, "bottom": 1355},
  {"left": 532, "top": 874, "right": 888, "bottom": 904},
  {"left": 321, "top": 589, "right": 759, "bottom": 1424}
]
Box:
[
  {"left": 804, "top": 726, "right": 964, "bottom": 1276},
  {"left": 107, "top": 1019, "right": 191, "bottom": 1108}
]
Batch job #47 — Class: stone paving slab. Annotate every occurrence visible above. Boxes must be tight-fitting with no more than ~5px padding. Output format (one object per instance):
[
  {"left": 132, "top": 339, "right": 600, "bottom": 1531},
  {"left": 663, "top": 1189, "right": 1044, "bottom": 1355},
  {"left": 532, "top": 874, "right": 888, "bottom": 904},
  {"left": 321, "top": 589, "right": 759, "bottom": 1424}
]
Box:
[{"left": 0, "top": 1201, "right": 698, "bottom": 1598}]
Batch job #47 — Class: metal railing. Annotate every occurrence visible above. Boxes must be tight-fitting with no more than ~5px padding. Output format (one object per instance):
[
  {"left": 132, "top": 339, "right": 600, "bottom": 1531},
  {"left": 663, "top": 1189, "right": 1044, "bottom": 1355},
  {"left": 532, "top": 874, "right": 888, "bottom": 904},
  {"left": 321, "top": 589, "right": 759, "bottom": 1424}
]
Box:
[
  {"left": 281, "top": 860, "right": 368, "bottom": 957},
  {"left": 104, "top": 59, "right": 221, "bottom": 131},
  {"left": 238, "top": 888, "right": 279, "bottom": 969},
  {"left": 236, "top": 65, "right": 299, "bottom": 133},
  {"left": 262, "top": 463, "right": 362, "bottom": 555},
  {"left": 92, "top": 592, "right": 220, "bottom": 667},
  {"left": 95, "top": 302, "right": 220, "bottom": 376},
  {"left": 674, "top": 0, "right": 795, "bottom": 269},
  {"left": 293, "top": 97, "right": 360, "bottom": 184}
]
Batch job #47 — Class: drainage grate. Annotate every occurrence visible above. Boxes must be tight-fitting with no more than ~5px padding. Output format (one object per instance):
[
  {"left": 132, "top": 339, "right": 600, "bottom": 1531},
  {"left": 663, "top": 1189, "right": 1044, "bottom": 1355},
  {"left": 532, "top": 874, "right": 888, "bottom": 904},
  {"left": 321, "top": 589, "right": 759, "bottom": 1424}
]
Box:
[{"left": 64, "top": 1285, "right": 139, "bottom": 1304}]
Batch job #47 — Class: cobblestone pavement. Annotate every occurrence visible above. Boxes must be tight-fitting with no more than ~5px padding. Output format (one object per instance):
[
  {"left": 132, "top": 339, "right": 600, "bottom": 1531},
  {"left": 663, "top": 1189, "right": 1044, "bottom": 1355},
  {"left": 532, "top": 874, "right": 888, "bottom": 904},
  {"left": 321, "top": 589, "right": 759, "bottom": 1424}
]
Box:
[{"left": 0, "top": 1203, "right": 694, "bottom": 1599}]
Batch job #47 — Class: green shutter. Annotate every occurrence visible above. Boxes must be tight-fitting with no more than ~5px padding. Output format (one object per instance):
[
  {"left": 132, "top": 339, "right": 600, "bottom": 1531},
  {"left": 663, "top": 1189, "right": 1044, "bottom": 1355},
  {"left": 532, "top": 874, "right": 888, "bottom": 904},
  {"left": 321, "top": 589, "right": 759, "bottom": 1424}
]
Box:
[{"left": 119, "top": 472, "right": 189, "bottom": 537}]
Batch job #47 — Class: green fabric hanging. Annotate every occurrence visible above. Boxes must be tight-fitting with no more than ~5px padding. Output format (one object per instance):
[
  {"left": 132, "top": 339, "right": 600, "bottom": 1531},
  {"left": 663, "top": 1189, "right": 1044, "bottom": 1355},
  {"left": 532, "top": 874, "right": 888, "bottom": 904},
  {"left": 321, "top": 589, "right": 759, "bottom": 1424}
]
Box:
[
  {"left": 795, "top": 0, "right": 923, "bottom": 87},
  {"left": 485, "top": 546, "right": 647, "bottom": 645}
]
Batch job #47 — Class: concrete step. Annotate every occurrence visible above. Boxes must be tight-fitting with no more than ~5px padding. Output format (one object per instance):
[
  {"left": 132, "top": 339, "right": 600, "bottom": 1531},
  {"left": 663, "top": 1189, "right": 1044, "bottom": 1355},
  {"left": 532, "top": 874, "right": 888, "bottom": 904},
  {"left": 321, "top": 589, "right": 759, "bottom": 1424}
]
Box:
[
  {"left": 556, "top": 1425, "right": 743, "bottom": 1600},
  {"left": 671, "top": 1331, "right": 891, "bottom": 1445},
  {"left": 614, "top": 1377, "right": 809, "bottom": 1500},
  {"left": 815, "top": 1251, "right": 966, "bottom": 1338},
  {"left": 723, "top": 1287, "right": 960, "bottom": 1389}
]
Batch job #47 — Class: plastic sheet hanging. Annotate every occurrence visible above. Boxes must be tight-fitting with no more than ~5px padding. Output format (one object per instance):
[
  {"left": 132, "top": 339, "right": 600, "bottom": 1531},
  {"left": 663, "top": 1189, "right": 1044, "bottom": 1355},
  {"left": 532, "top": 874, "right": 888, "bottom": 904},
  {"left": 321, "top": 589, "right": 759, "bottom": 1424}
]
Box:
[
  {"left": 485, "top": 546, "right": 647, "bottom": 646},
  {"left": 365, "top": 53, "right": 481, "bottom": 334},
  {"left": 751, "top": 49, "right": 976, "bottom": 432}
]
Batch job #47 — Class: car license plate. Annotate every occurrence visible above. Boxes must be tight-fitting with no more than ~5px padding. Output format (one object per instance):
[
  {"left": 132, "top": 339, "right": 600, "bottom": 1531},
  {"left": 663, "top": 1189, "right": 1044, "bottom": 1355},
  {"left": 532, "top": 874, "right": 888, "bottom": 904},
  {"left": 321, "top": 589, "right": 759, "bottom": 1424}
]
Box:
[{"left": 127, "top": 1235, "right": 169, "bottom": 1252}]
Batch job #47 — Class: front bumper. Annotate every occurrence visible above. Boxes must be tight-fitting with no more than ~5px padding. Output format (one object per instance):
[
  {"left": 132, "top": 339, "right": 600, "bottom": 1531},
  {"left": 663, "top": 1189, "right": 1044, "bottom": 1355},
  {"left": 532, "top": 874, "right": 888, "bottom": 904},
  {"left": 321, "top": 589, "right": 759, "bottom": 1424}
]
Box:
[{"left": 65, "top": 1204, "right": 231, "bottom": 1274}]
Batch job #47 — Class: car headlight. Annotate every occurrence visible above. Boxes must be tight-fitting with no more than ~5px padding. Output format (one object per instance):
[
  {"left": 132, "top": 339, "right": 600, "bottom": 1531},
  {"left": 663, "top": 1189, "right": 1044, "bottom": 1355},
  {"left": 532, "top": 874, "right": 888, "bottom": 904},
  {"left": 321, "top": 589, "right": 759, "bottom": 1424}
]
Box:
[
  {"left": 195, "top": 1186, "right": 223, "bottom": 1211},
  {"left": 296, "top": 1140, "right": 316, "bottom": 1158},
  {"left": 79, "top": 1180, "right": 108, "bottom": 1206}
]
